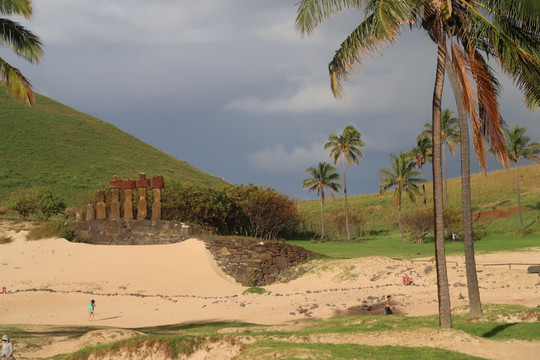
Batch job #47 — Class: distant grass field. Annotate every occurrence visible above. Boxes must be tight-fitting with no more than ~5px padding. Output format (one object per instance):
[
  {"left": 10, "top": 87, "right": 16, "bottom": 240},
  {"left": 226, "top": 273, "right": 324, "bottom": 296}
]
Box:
[
  {"left": 0, "top": 89, "right": 223, "bottom": 205},
  {"left": 295, "top": 164, "right": 540, "bottom": 249}
]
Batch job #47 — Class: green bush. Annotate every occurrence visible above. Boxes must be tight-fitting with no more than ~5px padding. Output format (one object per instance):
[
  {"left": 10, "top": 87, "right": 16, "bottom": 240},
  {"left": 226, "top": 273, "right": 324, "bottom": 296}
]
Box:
[
  {"left": 5, "top": 188, "right": 66, "bottom": 220},
  {"left": 162, "top": 183, "right": 300, "bottom": 240},
  {"left": 28, "top": 221, "right": 76, "bottom": 241}
]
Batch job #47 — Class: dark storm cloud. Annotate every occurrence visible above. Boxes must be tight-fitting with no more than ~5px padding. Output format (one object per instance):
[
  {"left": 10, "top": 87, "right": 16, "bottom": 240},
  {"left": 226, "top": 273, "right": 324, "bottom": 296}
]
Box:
[{"left": 10, "top": 1, "right": 539, "bottom": 199}]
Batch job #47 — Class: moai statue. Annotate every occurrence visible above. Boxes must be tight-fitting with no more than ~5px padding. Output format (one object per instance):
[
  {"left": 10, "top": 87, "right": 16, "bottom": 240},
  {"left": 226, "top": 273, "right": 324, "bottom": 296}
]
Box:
[
  {"left": 122, "top": 179, "right": 136, "bottom": 220},
  {"left": 75, "top": 211, "right": 84, "bottom": 222},
  {"left": 136, "top": 173, "right": 150, "bottom": 220},
  {"left": 109, "top": 175, "right": 122, "bottom": 220},
  {"left": 96, "top": 190, "right": 107, "bottom": 220},
  {"left": 151, "top": 175, "right": 164, "bottom": 221},
  {"left": 85, "top": 203, "right": 95, "bottom": 221}
]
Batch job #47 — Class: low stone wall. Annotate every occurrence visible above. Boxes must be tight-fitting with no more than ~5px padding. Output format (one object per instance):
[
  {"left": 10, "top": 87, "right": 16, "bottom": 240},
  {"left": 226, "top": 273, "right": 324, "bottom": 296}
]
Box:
[
  {"left": 73, "top": 221, "right": 317, "bottom": 285},
  {"left": 202, "top": 237, "right": 317, "bottom": 286},
  {"left": 73, "top": 220, "right": 206, "bottom": 245}
]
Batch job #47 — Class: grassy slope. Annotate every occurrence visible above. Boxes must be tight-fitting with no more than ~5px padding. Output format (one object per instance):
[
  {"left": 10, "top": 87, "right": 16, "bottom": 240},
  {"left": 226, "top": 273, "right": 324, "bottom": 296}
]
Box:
[
  {"left": 297, "top": 163, "right": 540, "bottom": 236},
  {"left": 0, "top": 89, "right": 224, "bottom": 205}
]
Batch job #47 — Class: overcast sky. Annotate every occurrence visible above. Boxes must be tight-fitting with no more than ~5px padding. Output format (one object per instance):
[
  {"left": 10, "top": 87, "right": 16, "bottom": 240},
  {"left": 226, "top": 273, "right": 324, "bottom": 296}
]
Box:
[{"left": 9, "top": 0, "right": 539, "bottom": 199}]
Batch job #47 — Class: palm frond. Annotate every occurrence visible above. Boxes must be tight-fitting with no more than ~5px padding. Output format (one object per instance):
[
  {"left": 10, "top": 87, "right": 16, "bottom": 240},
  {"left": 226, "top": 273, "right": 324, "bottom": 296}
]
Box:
[
  {"left": 329, "top": 0, "right": 416, "bottom": 97},
  {"left": 0, "top": 0, "right": 33, "bottom": 19},
  {"left": 0, "top": 57, "right": 34, "bottom": 104},
  {"left": 295, "top": 0, "right": 363, "bottom": 36},
  {"left": 0, "top": 18, "right": 43, "bottom": 64}
]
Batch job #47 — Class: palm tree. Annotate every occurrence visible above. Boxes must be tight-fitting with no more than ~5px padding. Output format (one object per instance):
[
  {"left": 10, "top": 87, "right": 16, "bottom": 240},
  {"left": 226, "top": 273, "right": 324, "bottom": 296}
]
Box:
[
  {"left": 411, "top": 135, "right": 432, "bottom": 208},
  {"left": 378, "top": 151, "right": 425, "bottom": 238},
  {"left": 302, "top": 162, "right": 342, "bottom": 240},
  {"left": 502, "top": 125, "right": 540, "bottom": 230},
  {"left": 324, "top": 125, "right": 365, "bottom": 241},
  {"left": 420, "top": 110, "right": 460, "bottom": 208},
  {"left": 0, "top": 0, "right": 43, "bottom": 104},
  {"left": 295, "top": 0, "right": 539, "bottom": 328},
  {"left": 296, "top": 0, "right": 453, "bottom": 327}
]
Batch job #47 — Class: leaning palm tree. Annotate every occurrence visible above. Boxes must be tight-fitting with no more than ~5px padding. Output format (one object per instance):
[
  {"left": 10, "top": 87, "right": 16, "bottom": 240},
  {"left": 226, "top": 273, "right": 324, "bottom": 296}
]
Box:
[
  {"left": 296, "top": 0, "right": 539, "bottom": 328},
  {"left": 411, "top": 135, "right": 432, "bottom": 208},
  {"left": 324, "top": 125, "right": 365, "bottom": 241},
  {"left": 378, "top": 151, "right": 425, "bottom": 238},
  {"left": 502, "top": 125, "right": 540, "bottom": 230},
  {"left": 302, "top": 162, "right": 342, "bottom": 240},
  {"left": 420, "top": 110, "right": 460, "bottom": 208},
  {"left": 0, "top": 0, "right": 43, "bottom": 104}
]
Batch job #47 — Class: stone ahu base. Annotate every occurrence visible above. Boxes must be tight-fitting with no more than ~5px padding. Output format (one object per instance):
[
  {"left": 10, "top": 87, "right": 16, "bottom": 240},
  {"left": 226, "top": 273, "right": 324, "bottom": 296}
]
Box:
[{"left": 73, "top": 220, "right": 318, "bottom": 286}]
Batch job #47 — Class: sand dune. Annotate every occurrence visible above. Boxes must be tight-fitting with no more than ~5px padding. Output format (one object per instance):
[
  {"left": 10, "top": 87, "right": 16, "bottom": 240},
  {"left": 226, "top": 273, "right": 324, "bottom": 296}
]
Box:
[{"left": 1, "top": 230, "right": 539, "bottom": 358}]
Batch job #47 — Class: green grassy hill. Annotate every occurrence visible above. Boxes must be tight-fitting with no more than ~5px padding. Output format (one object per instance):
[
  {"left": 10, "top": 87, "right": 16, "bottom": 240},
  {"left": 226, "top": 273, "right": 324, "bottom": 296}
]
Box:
[
  {"left": 0, "top": 89, "right": 224, "bottom": 205},
  {"left": 297, "top": 163, "right": 540, "bottom": 238}
]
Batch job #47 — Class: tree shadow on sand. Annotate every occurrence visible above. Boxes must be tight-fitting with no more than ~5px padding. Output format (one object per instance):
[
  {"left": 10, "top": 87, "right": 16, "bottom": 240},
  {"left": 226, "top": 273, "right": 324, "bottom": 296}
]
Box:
[{"left": 333, "top": 301, "right": 403, "bottom": 317}]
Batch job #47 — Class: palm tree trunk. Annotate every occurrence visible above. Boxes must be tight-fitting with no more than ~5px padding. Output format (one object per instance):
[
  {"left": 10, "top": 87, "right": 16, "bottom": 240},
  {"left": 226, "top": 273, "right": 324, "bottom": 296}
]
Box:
[
  {"left": 515, "top": 162, "right": 524, "bottom": 230},
  {"left": 432, "top": 29, "right": 452, "bottom": 328},
  {"left": 398, "top": 200, "right": 402, "bottom": 238},
  {"left": 445, "top": 55, "right": 482, "bottom": 316},
  {"left": 342, "top": 154, "right": 351, "bottom": 241},
  {"left": 320, "top": 197, "right": 325, "bottom": 240},
  {"left": 444, "top": 144, "right": 449, "bottom": 209},
  {"left": 421, "top": 166, "right": 427, "bottom": 208}
]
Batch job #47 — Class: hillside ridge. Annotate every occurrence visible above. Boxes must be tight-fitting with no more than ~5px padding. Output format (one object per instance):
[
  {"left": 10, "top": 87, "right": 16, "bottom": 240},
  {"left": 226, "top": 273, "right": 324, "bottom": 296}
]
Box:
[{"left": 0, "top": 89, "right": 224, "bottom": 205}]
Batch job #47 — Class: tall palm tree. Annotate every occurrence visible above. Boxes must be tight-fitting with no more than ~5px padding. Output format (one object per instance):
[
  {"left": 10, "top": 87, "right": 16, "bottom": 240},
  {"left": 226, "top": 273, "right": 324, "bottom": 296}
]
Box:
[
  {"left": 296, "top": 0, "right": 453, "bottom": 327},
  {"left": 378, "top": 151, "right": 425, "bottom": 238},
  {"left": 0, "top": 0, "right": 43, "bottom": 104},
  {"left": 302, "top": 162, "right": 342, "bottom": 240},
  {"left": 296, "top": 0, "right": 539, "bottom": 328},
  {"left": 324, "top": 125, "right": 365, "bottom": 241},
  {"left": 440, "top": 1, "right": 539, "bottom": 317},
  {"left": 420, "top": 110, "right": 460, "bottom": 208},
  {"left": 502, "top": 125, "right": 540, "bottom": 230},
  {"left": 411, "top": 135, "right": 432, "bottom": 208}
]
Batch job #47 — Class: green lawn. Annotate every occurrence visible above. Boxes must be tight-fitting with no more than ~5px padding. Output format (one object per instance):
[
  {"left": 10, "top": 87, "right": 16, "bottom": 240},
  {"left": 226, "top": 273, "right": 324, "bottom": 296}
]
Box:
[{"left": 286, "top": 231, "right": 539, "bottom": 259}]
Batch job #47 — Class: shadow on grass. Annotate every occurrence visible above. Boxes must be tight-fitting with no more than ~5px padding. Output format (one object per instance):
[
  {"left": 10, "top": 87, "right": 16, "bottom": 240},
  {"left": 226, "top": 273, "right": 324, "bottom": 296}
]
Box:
[
  {"left": 136, "top": 320, "right": 261, "bottom": 335},
  {"left": 482, "top": 323, "right": 517, "bottom": 338}
]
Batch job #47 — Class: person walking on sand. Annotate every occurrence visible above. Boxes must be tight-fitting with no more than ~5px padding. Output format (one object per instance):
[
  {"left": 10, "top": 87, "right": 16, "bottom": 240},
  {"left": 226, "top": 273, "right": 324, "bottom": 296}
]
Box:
[
  {"left": 1, "top": 334, "right": 14, "bottom": 359},
  {"left": 384, "top": 295, "right": 393, "bottom": 315},
  {"left": 88, "top": 299, "right": 96, "bottom": 321}
]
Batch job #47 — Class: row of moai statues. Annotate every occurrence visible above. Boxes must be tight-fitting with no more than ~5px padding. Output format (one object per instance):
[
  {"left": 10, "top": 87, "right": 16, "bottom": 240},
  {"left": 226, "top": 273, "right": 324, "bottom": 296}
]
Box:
[{"left": 85, "top": 173, "right": 164, "bottom": 221}]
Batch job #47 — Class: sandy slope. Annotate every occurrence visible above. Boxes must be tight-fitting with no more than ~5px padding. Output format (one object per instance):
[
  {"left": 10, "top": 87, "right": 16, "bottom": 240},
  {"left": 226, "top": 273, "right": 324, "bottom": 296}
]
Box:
[{"left": 0, "top": 230, "right": 539, "bottom": 359}]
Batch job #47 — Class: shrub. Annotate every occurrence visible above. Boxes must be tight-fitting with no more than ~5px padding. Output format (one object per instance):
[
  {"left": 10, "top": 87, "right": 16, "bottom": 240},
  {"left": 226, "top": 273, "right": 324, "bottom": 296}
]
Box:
[
  {"left": 5, "top": 188, "right": 39, "bottom": 219},
  {"left": 28, "top": 221, "right": 76, "bottom": 241},
  {"left": 36, "top": 188, "right": 67, "bottom": 220},
  {"left": 162, "top": 183, "right": 300, "bottom": 240},
  {"left": 239, "top": 185, "right": 300, "bottom": 240},
  {"left": 402, "top": 209, "right": 433, "bottom": 243},
  {"left": 5, "top": 188, "right": 66, "bottom": 220},
  {"left": 402, "top": 207, "right": 464, "bottom": 243},
  {"left": 326, "top": 207, "right": 365, "bottom": 239},
  {"left": 0, "top": 235, "right": 13, "bottom": 244}
]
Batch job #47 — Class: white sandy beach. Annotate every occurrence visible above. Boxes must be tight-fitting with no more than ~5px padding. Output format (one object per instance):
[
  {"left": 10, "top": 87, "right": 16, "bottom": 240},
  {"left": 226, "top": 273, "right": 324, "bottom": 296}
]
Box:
[{"left": 0, "top": 229, "right": 539, "bottom": 359}]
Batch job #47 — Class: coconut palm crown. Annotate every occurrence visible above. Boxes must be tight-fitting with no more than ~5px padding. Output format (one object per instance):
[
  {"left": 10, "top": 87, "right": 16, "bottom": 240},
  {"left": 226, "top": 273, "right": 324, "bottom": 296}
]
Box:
[
  {"left": 378, "top": 151, "right": 425, "bottom": 238},
  {"left": 0, "top": 0, "right": 43, "bottom": 105},
  {"left": 324, "top": 125, "right": 365, "bottom": 241},
  {"left": 302, "top": 162, "right": 342, "bottom": 240},
  {"left": 502, "top": 125, "right": 540, "bottom": 230}
]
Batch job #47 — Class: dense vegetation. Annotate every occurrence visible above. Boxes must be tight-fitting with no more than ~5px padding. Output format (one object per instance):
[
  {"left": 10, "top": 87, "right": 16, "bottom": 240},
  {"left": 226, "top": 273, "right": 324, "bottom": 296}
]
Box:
[
  {"left": 296, "top": 164, "right": 540, "bottom": 241},
  {"left": 162, "top": 183, "right": 299, "bottom": 239},
  {"left": 0, "top": 89, "right": 223, "bottom": 205}
]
